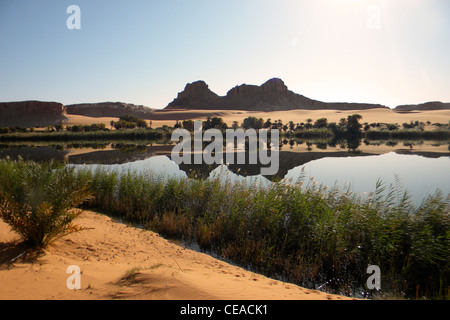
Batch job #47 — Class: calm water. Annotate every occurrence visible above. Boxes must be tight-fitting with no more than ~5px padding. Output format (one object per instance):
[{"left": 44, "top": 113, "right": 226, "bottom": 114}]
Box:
[
  {"left": 74, "top": 152, "right": 450, "bottom": 206},
  {"left": 2, "top": 142, "right": 449, "bottom": 205},
  {"left": 286, "top": 152, "right": 450, "bottom": 205}
]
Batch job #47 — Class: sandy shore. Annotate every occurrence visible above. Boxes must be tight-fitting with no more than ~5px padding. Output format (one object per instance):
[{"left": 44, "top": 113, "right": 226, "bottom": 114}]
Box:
[
  {"left": 64, "top": 108, "right": 450, "bottom": 129},
  {"left": 0, "top": 210, "right": 352, "bottom": 300}
]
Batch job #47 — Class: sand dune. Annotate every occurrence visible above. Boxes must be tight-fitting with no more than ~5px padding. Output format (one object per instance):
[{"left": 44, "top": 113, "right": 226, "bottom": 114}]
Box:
[
  {"left": 0, "top": 210, "right": 352, "bottom": 300},
  {"left": 64, "top": 109, "right": 450, "bottom": 129}
]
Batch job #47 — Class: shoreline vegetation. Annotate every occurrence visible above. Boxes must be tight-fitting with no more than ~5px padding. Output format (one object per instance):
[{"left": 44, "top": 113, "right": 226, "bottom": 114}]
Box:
[
  {"left": 0, "top": 158, "right": 448, "bottom": 300},
  {"left": 0, "top": 114, "right": 449, "bottom": 143}
]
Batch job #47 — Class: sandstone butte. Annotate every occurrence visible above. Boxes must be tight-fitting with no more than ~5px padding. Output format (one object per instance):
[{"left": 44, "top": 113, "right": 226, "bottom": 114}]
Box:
[
  {"left": 1, "top": 79, "right": 449, "bottom": 127},
  {"left": 165, "top": 78, "right": 390, "bottom": 111},
  {"left": 0, "top": 101, "right": 66, "bottom": 127}
]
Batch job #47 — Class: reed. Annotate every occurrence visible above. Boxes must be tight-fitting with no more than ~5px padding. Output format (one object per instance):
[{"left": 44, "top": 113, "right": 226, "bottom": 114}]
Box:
[
  {"left": 365, "top": 128, "right": 450, "bottom": 140},
  {"left": 75, "top": 165, "right": 449, "bottom": 299},
  {"left": 0, "top": 128, "right": 166, "bottom": 142},
  {"left": 293, "top": 128, "right": 334, "bottom": 139},
  {"left": 0, "top": 158, "right": 448, "bottom": 299}
]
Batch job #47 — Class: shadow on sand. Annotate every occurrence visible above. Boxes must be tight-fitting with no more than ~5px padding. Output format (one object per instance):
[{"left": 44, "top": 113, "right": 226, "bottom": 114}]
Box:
[{"left": 0, "top": 240, "right": 43, "bottom": 270}]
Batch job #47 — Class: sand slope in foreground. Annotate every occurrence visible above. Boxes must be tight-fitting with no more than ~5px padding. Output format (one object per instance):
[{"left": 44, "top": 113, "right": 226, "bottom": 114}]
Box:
[{"left": 0, "top": 211, "right": 352, "bottom": 300}]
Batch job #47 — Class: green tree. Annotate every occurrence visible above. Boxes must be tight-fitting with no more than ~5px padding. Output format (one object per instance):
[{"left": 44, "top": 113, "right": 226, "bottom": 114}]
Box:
[
  {"left": 314, "top": 118, "right": 328, "bottom": 129},
  {"left": 113, "top": 121, "right": 123, "bottom": 130},
  {"left": 263, "top": 118, "right": 272, "bottom": 129},
  {"left": 346, "top": 114, "right": 362, "bottom": 135},
  {"left": 124, "top": 121, "right": 137, "bottom": 129},
  {"left": 277, "top": 119, "right": 283, "bottom": 129},
  {"left": 386, "top": 123, "right": 399, "bottom": 131},
  {"left": 119, "top": 115, "right": 139, "bottom": 122},
  {"left": 182, "top": 120, "right": 195, "bottom": 131},
  {"left": 328, "top": 122, "right": 338, "bottom": 135},
  {"left": 288, "top": 121, "right": 295, "bottom": 132},
  {"left": 338, "top": 118, "right": 347, "bottom": 130},
  {"left": 136, "top": 119, "right": 148, "bottom": 128},
  {"left": 174, "top": 120, "right": 182, "bottom": 129},
  {"left": 241, "top": 117, "right": 264, "bottom": 130},
  {"left": 203, "top": 116, "right": 228, "bottom": 130},
  {"left": 89, "top": 123, "right": 106, "bottom": 131}
]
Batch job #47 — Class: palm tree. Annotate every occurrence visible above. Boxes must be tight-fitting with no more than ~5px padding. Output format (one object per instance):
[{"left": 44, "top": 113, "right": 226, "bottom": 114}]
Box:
[
  {"left": 263, "top": 118, "right": 272, "bottom": 129},
  {"left": 305, "top": 118, "right": 313, "bottom": 129},
  {"left": 288, "top": 121, "right": 295, "bottom": 132},
  {"left": 278, "top": 119, "right": 283, "bottom": 129},
  {"left": 0, "top": 160, "right": 93, "bottom": 248}
]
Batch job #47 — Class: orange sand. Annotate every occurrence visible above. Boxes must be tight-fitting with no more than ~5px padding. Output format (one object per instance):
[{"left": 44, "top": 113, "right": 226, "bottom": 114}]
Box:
[
  {"left": 64, "top": 108, "right": 450, "bottom": 129},
  {"left": 0, "top": 210, "right": 353, "bottom": 300}
]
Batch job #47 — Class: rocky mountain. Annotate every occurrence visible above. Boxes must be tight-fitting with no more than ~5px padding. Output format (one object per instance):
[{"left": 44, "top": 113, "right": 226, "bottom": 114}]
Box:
[
  {"left": 167, "top": 81, "right": 220, "bottom": 109},
  {"left": 66, "top": 102, "right": 155, "bottom": 119},
  {"left": 166, "top": 78, "right": 389, "bottom": 111},
  {"left": 0, "top": 101, "right": 66, "bottom": 127},
  {"left": 394, "top": 101, "right": 450, "bottom": 112}
]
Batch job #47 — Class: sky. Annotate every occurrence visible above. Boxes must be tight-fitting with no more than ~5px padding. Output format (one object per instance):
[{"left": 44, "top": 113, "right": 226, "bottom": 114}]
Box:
[{"left": 0, "top": 0, "right": 449, "bottom": 109}]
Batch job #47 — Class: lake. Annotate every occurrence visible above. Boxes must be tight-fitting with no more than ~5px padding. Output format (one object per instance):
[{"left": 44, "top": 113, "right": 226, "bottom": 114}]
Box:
[{"left": 1, "top": 140, "right": 449, "bottom": 205}]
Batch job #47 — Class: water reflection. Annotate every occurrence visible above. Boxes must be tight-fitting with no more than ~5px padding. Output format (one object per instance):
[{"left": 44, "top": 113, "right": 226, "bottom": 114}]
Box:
[
  {"left": 1, "top": 140, "right": 449, "bottom": 205},
  {"left": 285, "top": 152, "right": 450, "bottom": 205},
  {"left": 70, "top": 152, "right": 449, "bottom": 206}
]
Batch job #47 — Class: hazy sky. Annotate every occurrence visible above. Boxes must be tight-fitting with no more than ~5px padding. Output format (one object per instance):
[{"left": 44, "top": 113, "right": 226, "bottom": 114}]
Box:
[{"left": 1, "top": 0, "right": 449, "bottom": 109}]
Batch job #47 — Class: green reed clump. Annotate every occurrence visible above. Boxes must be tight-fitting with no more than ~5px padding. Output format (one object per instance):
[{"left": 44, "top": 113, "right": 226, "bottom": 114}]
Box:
[
  {"left": 73, "top": 165, "right": 449, "bottom": 299},
  {"left": 0, "top": 158, "right": 93, "bottom": 248},
  {"left": 365, "top": 128, "right": 450, "bottom": 140},
  {"left": 0, "top": 128, "right": 166, "bottom": 142},
  {"left": 293, "top": 128, "right": 334, "bottom": 139}
]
